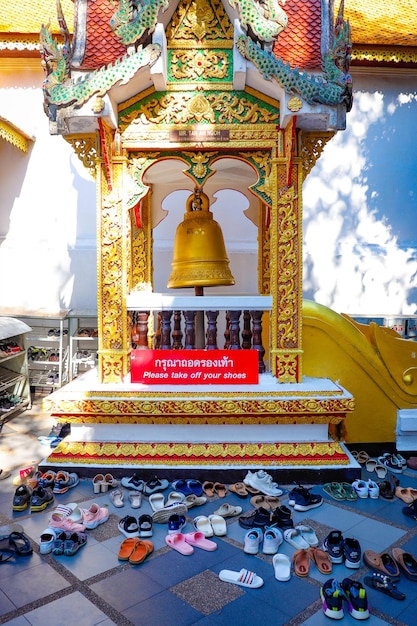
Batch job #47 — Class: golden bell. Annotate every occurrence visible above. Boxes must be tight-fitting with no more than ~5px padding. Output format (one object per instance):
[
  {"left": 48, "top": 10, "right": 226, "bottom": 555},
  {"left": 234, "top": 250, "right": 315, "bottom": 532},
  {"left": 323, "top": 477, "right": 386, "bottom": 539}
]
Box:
[{"left": 167, "top": 189, "right": 235, "bottom": 289}]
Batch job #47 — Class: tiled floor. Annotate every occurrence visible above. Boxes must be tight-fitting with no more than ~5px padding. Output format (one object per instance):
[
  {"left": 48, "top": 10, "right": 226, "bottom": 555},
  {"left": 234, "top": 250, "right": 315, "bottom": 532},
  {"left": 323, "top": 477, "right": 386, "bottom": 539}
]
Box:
[{"left": 1, "top": 394, "right": 417, "bottom": 625}]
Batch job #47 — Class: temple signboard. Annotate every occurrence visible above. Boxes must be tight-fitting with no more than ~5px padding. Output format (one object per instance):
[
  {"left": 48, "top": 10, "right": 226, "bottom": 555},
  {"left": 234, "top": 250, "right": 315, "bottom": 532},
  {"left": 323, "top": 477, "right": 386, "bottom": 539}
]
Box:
[{"left": 131, "top": 349, "right": 259, "bottom": 384}]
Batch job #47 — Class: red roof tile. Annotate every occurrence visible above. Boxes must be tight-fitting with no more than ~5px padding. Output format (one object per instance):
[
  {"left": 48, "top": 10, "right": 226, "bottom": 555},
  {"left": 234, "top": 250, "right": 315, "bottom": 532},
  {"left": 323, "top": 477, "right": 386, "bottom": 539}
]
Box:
[
  {"left": 80, "top": 0, "right": 125, "bottom": 70},
  {"left": 277, "top": 0, "right": 323, "bottom": 70}
]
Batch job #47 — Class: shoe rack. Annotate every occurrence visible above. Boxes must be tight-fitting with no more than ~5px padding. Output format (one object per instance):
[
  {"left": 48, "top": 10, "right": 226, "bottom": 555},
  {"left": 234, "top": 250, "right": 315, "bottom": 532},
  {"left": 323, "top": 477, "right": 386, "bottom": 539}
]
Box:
[
  {"left": 0, "top": 316, "right": 32, "bottom": 429},
  {"left": 68, "top": 311, "right": 98, "bottom": 381},
  {"left": 3, "top": 310, "right": 71, "bottom": 390}
]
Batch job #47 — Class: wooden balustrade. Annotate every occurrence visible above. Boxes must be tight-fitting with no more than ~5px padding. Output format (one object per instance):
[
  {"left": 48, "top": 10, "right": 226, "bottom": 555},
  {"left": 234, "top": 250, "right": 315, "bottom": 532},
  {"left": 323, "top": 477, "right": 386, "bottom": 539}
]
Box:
[
  {"left": 130, "top": 310, "right": 267, "bottom": 373},
  {"left": 128, "top": 294, "right": 272, "bottom": 374}
]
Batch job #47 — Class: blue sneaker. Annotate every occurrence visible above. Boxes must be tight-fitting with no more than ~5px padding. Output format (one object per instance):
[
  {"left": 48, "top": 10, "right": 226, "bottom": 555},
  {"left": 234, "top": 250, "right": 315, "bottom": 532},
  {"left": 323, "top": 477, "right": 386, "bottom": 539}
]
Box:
[
  {"left": 167, "top": 514, "right": 186, "bottom": 534},
  {"left": 343, "top": 537, "right": 361, "bottom": 568},
  {"left": 320, "top": 578, "right": 344, "bottom": 620},
  {"left": 340, "top": 578, "right": 370, "bottom": 620}
]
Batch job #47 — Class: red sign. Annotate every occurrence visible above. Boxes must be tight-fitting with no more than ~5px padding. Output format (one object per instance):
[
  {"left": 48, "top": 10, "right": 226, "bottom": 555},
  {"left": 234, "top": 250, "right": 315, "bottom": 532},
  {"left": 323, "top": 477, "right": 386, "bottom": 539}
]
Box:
[{"left": 131, "top": 349, "right": 259, "bottom": 385}]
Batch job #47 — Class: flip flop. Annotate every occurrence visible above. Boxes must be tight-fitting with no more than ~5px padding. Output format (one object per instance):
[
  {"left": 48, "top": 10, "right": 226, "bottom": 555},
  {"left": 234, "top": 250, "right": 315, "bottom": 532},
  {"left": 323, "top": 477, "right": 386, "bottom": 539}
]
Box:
[
  {"left": 118, "top": 537, "right": 138, "bottom": 560},
  {"left": 292, "top": 549, "right": 310, "bottom": 577},
  {"left": 193, "top": 515, "right": 213, "bottom": 537},
  {"left": 272, "top": 553, "right": 291, "bottom": 581},
  {"left": 214, "top": 482, "right": 227, "bottom": 498},
  {"left": 395, "top": 486, "right": 417, "bottom": 504},
  {"left": 323, "top": 482, "right": 346, "bottom": 501},
  {"left": 128, "top": 491, "right": 142, "bottom": 509},
  {"left": 392, "top": 547, "right": 417, "bottom": 581},
  {"left": 229, "top": 482, "right": 249, "bottom": 498},
  {"left": 208, "top": 515, "right": 227, "bottom": 536},
  {"left": 202, "top": 481, "right": 215, "bottom": 497},
  {"left": 183, "top": 494, "right": 207, "bottom": 509},
  {"left": 363, "top": 549, "right": 400, "bottom": 580},
  {"left": 129, "top": 539, "right": 153, "bottom": 564},
  {"left": 309, "top": 547, "right": 332, "bottom": 574},
  {"left": 375, "top": 464, "right": 388, "bottom": 478},
  {"left": 351, "top": 450, "right": 369, "bottom": 464},
  {"left": 283, "top": 528, "right": 309, "bottom": 549},
  {"left": 149, "top": 493, "right": 165, "bottom": 512},
  {"left": 340, "top": 482, "right": 358, "bottom": 501},
  {"left": 213, "top": 503, "right": 242, "bottom": 518},
  {"left": 183, "top": 531, "right": 217, "bottom": 551},
  {"left": 165, "top": 491, "right": 185, "bottom": 506},
  {"left": 8, "top": 532, "right": 33, "bottom": 556},
  {"left": 219, "top": 568, "right": 263, "bottom": 588},
  {"left": 109, "top": 488, "right": 124, "bottom": 508},
  {"left": 364, "top": 571, "right": 405, "bottom": 600},
  {"left": 166, "top": 533, "right": 194, "bottom": 555},
  {"left": 366, "top": 459, "right": 377, "bottom": 473},
  {"left": 294, "top": 524, "right": 319, "bottom": 547}
]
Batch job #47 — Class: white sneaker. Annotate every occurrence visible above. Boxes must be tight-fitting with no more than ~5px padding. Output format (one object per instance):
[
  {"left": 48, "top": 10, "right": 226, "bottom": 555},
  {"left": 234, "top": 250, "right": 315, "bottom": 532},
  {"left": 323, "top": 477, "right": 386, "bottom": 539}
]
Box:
[
  {"left": 352, "top": 480, "right": 368, "bottom": 498},
  {"left": 39, "top": 528, "right": 57, "bottom": 554},
  {"left": 367, "top": 479, "right": 379, "bottom": 499},
  {"left": 243, "top": 470, "right": 283, "bottom": 496}
]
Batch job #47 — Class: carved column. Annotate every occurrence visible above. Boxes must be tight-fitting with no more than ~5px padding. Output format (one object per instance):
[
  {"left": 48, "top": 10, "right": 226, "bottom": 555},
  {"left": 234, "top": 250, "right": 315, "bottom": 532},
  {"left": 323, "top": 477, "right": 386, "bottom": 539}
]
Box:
[
  {"left": 270, "top": 124, "right": 303, "bottom": 383},
  {"left": 97, "top": 155, "right": 131, "bottom": 383}
]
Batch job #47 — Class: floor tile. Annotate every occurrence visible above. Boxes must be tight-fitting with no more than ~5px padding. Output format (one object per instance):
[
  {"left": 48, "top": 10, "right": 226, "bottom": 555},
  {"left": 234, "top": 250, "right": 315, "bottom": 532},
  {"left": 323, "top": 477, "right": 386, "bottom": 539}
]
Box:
[
  {"left": 122, "top": 589, "right": 202, "bottom": 625},
  {"left": 0, "top": 561, "right": 70, "bottom": 608},
  {"left": 23, "top": 591, "right": 116, "bottom": 626},
  {"left": 90, "top": 568, "right": 165, "bottom": 611}
]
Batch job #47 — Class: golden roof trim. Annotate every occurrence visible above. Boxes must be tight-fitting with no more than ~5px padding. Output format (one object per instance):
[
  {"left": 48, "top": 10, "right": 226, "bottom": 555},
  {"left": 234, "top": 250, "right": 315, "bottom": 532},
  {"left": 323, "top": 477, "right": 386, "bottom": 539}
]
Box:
[
  {"left": 0, "top": 116, "right": 34, "bottom": 152},
  {"left": 352, "top": 45, "right": 417, "bottom": 65}
]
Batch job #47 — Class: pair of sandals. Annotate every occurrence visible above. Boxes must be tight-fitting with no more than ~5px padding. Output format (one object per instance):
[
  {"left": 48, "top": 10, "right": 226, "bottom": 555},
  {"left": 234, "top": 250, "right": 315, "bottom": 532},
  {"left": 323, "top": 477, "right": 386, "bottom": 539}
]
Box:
[
  {"left": 323, "top": 482, "right": 358, "bottom": 501},
  {"left": 292, "top": 546, "right": 332, "bottom": 577},
  {"left": 0, "top": 531, "right": 33, "bottom": 563}
]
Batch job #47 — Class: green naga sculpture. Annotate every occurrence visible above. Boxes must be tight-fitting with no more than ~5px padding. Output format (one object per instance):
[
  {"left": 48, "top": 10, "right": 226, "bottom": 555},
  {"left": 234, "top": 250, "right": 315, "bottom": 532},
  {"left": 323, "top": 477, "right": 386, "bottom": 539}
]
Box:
[
  {"left": 228, "top": 0, "right": 288, "bottom": 46},
  {"left": 235, "top": 0, "right": 352, "bottom": 111},
  {"left": 110, "top": 0, "right": 170, "bottom": 46},
  {"left": 40, "top": 0, "right": 161, "bottom": 117}
]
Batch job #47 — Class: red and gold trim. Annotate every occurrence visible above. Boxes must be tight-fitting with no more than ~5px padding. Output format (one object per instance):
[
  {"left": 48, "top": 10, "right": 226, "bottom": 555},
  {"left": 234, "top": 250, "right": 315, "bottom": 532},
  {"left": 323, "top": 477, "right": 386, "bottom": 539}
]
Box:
[{"left": 47, "top": 441, "right": 350, "bottom": 467}]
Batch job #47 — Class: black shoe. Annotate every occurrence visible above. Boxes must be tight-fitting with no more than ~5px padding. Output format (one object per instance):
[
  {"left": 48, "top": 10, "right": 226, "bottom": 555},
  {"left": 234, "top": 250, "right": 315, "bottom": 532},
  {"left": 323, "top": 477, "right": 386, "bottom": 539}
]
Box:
[
  {"left": 323, "top": 530, "right": 344, "bottom": 564},
  {"left": 269, "top": 505, "right": 293, "bottom": 529},
  {"left": 12, "top": 485, "right": 32, "bottom": 511},
  {"left": 363, "top": 572, "right": 405, "bottom": 600},
  {"left": 340, "top": 578, "right": 370, "bottom": 619},
  {"left": 30, "top": 486, "right": 54, "bottom": 512},
  {"left": 402, "top": 500, "right": 417, "bottom": 520},
  {"left": 343, "top": 537, "right": 361, "bottom": 568},
  {"left": 288, "top": 485, "right": 323, "bottom": 511},
  {"left": 238, "top": 506, "right": 271, "bottom": 529}
]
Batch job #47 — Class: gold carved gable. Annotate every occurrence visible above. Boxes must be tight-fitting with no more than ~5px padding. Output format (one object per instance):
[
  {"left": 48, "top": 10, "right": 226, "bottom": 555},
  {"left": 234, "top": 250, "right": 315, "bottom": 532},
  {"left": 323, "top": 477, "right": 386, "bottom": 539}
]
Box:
[{"left": 167, "top": 0, "right": 233, "bottom": 49}]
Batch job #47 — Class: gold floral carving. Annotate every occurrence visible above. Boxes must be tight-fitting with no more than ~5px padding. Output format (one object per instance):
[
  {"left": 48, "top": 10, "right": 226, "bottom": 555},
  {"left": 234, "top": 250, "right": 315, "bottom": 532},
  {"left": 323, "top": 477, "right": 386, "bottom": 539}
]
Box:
[
  {"left": 276, "top": 186, "right": 298, "bottom": 347},
  {"left": 47, "top": 396, "right": 353, "bottom": 417},
  {"left": 184, "top": 94, "right": 215, "bottom": 122},
  {"left": 273, "top": 350, "right": 303, "bottom": 384},
  {"left": 98, "top": 174, "right": 129, "bottom": 382},
  {"left": 287, "top": 96, "right": 303, "bottom": 112},
  {"left": 121, "top": 93, "right": 279, "bottom": 128},
  {"left": 259, "top": 205, "right": 270, "bottom": 295},
  {"left": 48, "top": 441, "right": 350, "bottom": 466},
  {"left": 170, "top": 50, "right": 228, "bottom": 80},
  {"left": 167, "top": 0, "right": 233, "bottom": 47},
  {"left": 65, "top": 134, "right": 97, "bottom": 177},
  {"left": 298, "top": 131, "right": 335, "bottom": 182}
]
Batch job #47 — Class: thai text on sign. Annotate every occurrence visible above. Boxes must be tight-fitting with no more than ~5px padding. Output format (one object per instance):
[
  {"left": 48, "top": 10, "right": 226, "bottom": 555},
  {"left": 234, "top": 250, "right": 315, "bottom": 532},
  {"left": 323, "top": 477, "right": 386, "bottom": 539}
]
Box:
[{"left": 131, "top": 349, "right": 259, "bottom": 384}]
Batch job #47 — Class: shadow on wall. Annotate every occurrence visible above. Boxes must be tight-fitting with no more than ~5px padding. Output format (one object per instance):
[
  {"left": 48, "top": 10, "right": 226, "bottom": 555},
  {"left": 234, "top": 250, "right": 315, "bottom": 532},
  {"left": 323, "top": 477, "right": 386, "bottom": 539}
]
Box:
[{"left": 302, "top": 74, "right": 417, "bottom": 315}]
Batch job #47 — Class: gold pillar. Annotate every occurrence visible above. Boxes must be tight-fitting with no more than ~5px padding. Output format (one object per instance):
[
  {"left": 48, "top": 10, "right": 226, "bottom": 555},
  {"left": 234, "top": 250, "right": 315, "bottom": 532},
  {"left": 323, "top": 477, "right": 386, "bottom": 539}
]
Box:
[
  {"left": 270, "top": 126, "right": 303, "bottom": 383},
  {"left": 97, "top": 155, "right": 132, "bottom": 383}
]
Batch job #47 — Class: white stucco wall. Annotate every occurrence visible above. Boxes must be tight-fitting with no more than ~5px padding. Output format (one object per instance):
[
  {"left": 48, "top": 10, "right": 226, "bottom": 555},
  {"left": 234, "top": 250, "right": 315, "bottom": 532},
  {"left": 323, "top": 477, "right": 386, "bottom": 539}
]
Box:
[
  {"left": 0, "top": 65, "right": 416, "bottom": 316},
  {"left": 0, "top": 63, "right": 97, "bottom": 312}
]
